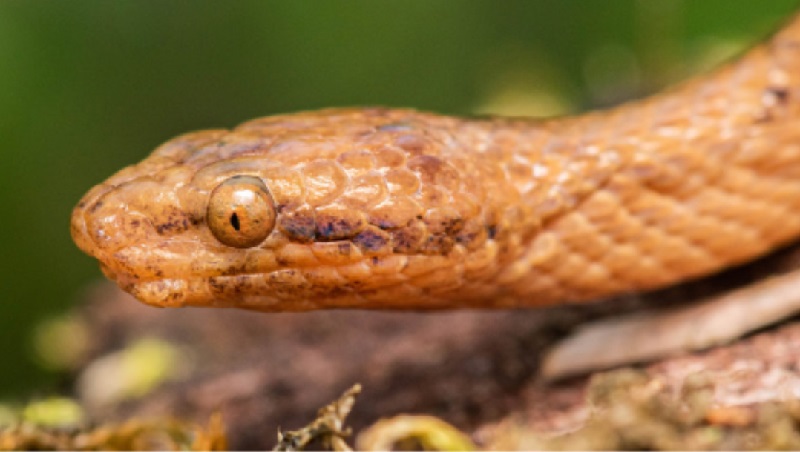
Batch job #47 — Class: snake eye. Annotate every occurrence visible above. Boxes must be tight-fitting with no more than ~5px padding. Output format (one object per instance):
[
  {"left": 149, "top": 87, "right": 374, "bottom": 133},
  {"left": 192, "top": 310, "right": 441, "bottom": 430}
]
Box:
[{"left": 207, "top": 176, "right": 276, "bottom": 248}]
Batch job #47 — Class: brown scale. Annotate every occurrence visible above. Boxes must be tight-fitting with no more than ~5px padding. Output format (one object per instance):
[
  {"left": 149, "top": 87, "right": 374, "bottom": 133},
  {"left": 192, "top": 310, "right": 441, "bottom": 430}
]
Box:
[{"left": 72, "top": 14, "right": 800, "bottom": 312}]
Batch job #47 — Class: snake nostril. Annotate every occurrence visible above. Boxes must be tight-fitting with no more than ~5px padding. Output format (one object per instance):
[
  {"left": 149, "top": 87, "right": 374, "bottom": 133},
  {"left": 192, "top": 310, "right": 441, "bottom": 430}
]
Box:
[{"left": 77, "top": 185, "right": 161, "bottom": 257}]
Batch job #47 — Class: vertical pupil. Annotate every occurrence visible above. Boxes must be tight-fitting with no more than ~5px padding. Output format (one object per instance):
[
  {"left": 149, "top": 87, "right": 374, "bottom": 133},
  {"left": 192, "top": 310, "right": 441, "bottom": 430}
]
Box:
[{"left": 230, "top": 213, "right": 241, "bottom": 231}]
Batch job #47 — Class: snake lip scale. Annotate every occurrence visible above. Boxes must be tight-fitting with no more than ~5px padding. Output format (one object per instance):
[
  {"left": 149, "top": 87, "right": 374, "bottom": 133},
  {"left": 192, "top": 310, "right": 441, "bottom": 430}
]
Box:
[{"left": 73, "top": 14, "right": 800, "bottom": 313}]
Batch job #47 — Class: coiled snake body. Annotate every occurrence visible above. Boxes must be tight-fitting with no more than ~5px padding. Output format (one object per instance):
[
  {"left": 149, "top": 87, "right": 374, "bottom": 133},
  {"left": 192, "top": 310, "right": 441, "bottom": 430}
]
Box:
[{"left": 72, "top": 14, "right": 800, "bottom": 314}]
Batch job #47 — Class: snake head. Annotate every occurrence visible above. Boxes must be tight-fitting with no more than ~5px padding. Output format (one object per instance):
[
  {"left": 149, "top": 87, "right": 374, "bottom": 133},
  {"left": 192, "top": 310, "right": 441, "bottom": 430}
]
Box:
[{"left": 71, "top": 108, "right": 502, "bottom": 311}]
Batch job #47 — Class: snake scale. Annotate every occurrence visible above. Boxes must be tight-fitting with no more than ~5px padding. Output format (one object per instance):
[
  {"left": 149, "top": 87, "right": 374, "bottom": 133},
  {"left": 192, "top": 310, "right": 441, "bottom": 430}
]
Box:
[{"left": 72, "top": 13, "right": 800, "bottom": 313}]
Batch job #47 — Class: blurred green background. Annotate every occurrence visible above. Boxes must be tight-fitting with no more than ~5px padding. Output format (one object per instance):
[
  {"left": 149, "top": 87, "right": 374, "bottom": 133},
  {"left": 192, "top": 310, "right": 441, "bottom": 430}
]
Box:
[{"left": 1, "top": 0, "right": 797, "bottom": 397}]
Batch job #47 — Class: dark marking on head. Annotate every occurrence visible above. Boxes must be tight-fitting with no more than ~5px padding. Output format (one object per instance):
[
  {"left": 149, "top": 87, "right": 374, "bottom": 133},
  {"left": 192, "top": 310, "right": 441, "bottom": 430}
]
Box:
[
  {"left": 315, "top": 214, "right": 363, "bottom": 241},
  {"left": 421, "top": 233, "right": 454, "bottom": 255},
  {"left": 208, "top": 277, "right": 225, "bottom": 293},
  {"left": 231, "top": 275, "right": 252, "bottom": 294},
  {"left": 768, "top": 87, "right": 790, "bottom": 104},
  {"left": 443, "top": 218, "right": 465, "bottom": 235},
  {"left": 221, "top": 264, "right": 248, "bottom": 276},
  {"left": 454, "top": 222, "right": 488, "bottom": 251},
  {"left": 354, "top": 229, "right": 389, "bottom": 252},
  {"left": 89, "top": 201, "right": 105, "bottom": 213},
  {"left": 425, "top": 215, "right": 464, "bottom": 238},
  {"left": 155, "top": 211, "right": 192, "bottom": 235},
  {"left": 756, "top": 87, "right": 792, "bottom": 123},
  {"left": 268, "top": 269, "right": 300, "bottom": 283},
  {"left": 279, "top": 210, "right": 316, "bottom": 242},
  {"left": 337, "top": 242, "right": 353, "bottom": 255},
  {"left": 455, "top": 232, "right": 476, "bottom": 245},
  {"left": 391, "top": 224, "right": 425, "bottom": 253},
  {"left": 487, "top": 225, "right": 498, "bottom": 239},
  {"left": 371, "top": 215, "right": 401, "bottom": 230},
  {"left": 317, "top": 285, "right": 351, "bottom": 298}
]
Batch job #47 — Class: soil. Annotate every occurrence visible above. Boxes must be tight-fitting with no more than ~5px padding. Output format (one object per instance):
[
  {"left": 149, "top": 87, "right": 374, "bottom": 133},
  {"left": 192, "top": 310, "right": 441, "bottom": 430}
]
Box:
[{"left": 71, "top": 281, "right": 800, "bottom": 450}]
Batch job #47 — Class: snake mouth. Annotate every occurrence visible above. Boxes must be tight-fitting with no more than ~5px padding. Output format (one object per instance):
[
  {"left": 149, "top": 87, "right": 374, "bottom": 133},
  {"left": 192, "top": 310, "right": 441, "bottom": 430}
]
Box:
[{"left": 126, "top": 275, "right": 341, "bottom": 312}]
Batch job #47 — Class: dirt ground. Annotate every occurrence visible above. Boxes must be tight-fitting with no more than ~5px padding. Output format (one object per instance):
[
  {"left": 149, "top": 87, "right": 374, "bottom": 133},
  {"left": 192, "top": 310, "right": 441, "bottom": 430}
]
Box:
[{"left": 66, "top": 278, "right": 800, "bottom": 450}]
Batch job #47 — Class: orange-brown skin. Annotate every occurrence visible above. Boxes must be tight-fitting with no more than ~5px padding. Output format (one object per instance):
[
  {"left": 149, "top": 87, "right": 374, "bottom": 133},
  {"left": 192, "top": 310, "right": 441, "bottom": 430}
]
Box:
[{"left": 72, "top": 15, "right": 800, "bottom": 312}]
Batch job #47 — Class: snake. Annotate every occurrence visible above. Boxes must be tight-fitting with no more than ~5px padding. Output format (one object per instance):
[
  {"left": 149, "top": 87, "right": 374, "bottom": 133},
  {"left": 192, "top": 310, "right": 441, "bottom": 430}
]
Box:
[{"left": 72, "top": 13, "right": 800, "bottom": 313}]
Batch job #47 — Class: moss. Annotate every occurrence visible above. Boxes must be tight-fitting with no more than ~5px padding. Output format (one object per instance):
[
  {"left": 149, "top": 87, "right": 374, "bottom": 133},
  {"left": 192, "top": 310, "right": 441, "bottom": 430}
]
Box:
[
  {"left": 489, "top": 368, "right": 800, "bottom": 450},
  {"left": 0, "top": 413, "right": 226, "bottom": 451}
]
